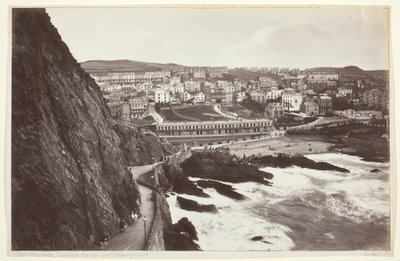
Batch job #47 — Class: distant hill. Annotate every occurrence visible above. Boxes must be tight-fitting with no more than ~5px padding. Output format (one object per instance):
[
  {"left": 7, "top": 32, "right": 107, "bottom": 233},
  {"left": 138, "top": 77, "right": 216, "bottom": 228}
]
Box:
[
  {"left": 81, "top": 60, "right": 388, "bottom": 78},
  {"left": 302, "top": 66, "right": 388, "bottom": 76},
  {"left": 80, "top": 59, "right": 184, "bottom": 73}
]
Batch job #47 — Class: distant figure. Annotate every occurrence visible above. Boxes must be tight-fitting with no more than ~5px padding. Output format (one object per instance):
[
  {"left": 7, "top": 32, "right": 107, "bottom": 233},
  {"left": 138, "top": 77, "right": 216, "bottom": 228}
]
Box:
[
  {"left": 120, "top": 219, "right": 127, "bottom": 232},
  {"left": 99, "top": 237, "right": 108, "bottom": 248}
]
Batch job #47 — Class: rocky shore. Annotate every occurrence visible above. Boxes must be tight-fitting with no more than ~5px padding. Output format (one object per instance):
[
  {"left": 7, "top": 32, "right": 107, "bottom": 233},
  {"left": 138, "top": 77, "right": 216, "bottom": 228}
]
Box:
[
  {"left": 159, "top": 150, "right": 273, "bottom": 201},
  {"left": 247, "top": 154, "right": 349, "bottom": 173},
  {"left": 181, "top": 151, "right": 274, "bottom": 185}
]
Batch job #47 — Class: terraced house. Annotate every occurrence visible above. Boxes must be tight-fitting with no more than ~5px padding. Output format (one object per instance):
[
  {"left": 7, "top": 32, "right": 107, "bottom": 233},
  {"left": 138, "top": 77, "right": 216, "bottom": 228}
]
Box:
[{"left": 157, "top": 119, "right": 273, "bottom": 136}]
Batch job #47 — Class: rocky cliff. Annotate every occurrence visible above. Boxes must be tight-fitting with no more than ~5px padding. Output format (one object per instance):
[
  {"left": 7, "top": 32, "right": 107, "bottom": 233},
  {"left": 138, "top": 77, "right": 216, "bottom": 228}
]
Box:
[{"left": 12, "top": 9, "right": 162, "bottom": 250}]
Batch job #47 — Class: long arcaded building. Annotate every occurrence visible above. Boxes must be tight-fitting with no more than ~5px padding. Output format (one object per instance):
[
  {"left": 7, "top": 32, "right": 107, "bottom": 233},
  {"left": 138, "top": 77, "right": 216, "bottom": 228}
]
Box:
[{"left": 157, "top": 118, "right": 273, "bottom": 136}]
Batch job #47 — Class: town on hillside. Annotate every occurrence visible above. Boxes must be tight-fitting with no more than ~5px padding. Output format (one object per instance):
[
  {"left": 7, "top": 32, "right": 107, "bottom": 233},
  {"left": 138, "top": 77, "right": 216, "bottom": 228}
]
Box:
[{"left": 83, "top": 62, "right": 389, "bottom": 145}]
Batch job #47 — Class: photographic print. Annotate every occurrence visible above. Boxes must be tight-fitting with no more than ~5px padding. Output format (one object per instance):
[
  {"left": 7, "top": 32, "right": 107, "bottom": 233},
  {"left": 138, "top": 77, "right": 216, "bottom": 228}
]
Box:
[{"left": 10, "top": 4, "right": 391, "bottom": 255}]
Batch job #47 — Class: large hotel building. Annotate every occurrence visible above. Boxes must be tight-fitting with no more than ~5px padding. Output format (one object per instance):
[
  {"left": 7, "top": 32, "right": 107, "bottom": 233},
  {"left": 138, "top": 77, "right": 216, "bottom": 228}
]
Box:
[{"left": 157, "top": 118, "right": 273, "bottom": 136}]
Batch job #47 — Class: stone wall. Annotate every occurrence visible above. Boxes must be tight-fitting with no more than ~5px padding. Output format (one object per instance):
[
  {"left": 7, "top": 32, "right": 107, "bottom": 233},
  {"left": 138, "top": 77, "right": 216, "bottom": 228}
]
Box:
[
  {"left": 142, "top": 149, "right": 191, "bottom": 250},
  {"left": 145, "top": 192, "right": 165, "bottom": 250}
]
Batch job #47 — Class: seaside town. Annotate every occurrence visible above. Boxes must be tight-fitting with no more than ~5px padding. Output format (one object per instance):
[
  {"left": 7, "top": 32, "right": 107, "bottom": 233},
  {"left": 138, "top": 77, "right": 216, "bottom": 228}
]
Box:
[
  {"left": 11, "top": 7, "right": 392, "bottom": 254},
  {"left": 85, "top": 62, "right": 389, "bottom": 145}
]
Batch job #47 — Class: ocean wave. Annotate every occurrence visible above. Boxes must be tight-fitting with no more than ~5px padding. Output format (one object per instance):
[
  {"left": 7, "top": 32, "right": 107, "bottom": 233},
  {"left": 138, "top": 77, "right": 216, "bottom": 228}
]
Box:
[{"left": 167, "top": 153, "right": 389, "bottom": 250}]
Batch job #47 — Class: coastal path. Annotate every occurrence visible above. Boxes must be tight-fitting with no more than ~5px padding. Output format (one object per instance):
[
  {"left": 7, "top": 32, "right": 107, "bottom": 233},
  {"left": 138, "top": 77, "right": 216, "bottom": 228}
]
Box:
[
  {"left": 103, "top": 152, "right": 185, "bottom": 250},
  {"left": 103, "top": 164, "right": 160, "bottom": 250}
]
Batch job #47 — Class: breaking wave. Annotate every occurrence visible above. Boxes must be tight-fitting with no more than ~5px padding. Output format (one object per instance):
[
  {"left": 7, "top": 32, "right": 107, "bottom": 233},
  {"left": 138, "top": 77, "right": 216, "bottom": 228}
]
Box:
[{"left": 166, "top": 153, "right": 390, "bottom": 251}]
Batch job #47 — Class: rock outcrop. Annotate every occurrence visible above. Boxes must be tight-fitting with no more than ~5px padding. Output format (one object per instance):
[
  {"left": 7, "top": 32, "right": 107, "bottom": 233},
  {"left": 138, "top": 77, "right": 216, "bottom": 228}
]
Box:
[
  {"left": 196, "top": 180, "right": 245, "bottom": 200},
  {"left": 249, "top": 154, "right": 349, "bottom": 173},
  {"left": 164, "top": 218, "right": 200, "bottom": 250},
  {"left": 176, "top": 196, "right": 218, "bottom": 213},
  {"left": 181, "top": 151, "right": 273, "bottom": 185},
  {"left": 12, "top": 9, "right": 162, "bottom": 250}
]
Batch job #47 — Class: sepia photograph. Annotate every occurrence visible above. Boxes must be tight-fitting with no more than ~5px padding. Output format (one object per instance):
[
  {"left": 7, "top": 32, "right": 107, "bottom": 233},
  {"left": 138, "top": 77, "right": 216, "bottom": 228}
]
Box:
[{"left": 4, "top": 2, "right": 397, "bottom": 258}]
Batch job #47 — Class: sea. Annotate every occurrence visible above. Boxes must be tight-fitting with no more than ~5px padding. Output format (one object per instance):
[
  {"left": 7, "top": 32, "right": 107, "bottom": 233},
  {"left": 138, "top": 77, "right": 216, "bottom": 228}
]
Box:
[{"left": 166, "top": 153, "right": 390, "bottom": 251}]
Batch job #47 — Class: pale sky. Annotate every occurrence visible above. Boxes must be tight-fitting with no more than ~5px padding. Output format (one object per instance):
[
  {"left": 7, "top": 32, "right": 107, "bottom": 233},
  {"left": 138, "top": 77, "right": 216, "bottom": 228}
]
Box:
[{"left": 47, "top": 6, "right": 390, "bottom": 70}]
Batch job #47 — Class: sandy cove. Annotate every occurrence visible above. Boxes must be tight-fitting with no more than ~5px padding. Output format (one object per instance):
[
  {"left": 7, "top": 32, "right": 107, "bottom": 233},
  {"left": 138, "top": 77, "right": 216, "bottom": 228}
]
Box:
[{"left": 220, "top": 135, "right": 336, "bottom": 157}]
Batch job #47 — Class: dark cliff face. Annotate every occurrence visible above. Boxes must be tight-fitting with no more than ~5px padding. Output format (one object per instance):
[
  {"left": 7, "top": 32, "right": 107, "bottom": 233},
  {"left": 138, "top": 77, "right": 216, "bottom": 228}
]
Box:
[
  {"left": 113, "top": 124, "right": 164, "bottom": 165},
  {"left": 11, "top": 9, "right": 158, "bottom": 250}
]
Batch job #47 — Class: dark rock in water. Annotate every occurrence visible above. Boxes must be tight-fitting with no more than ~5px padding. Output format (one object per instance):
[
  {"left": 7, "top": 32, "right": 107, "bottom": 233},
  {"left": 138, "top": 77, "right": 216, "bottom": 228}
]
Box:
[
  {"left": 164, "top": 217, "right": 200, "bottom": 250},
  {"left": 250, "top": 154, "right": 349, "bottom": 173},
  {"left": 251, "top": 236, "right": 264, "bottom": 241},
  {"left": 177, "top": 196, "right": 218, "bottom": 213},
  {"left": 370, "top": 168, "right": 381, "bottom": 173},
  {"left": 11, "top": 9, "right": 163, "bottom": 250},
  {"left": 173, "top": 176, "right": 210, "bottom": 198},
  {"left": 250, "top": 236, "right": 271, "bottom": 244},
  {"left": 181, "top": 151, "right": 273, "bottom": 185},
  {"left": 176, "top": 217, "right": 198, "bottom": 240},
  {"left": 196, "top": 180, "right": 245, "bottom": 200}
]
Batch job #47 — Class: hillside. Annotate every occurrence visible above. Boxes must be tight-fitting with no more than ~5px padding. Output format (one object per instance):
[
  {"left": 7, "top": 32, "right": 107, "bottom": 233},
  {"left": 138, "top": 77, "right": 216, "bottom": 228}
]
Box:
[
  {"left": 81, "top": 59, "right": 183, "bottom": 73},
  {"left": 12, "top": 8, "right": 163, "bottom": 250},
  {"left": 302, "top": 66, "right": 388, "bottom": 76},
  {"left": 228, "top": 68, "right": 282, "bottom": 82}
]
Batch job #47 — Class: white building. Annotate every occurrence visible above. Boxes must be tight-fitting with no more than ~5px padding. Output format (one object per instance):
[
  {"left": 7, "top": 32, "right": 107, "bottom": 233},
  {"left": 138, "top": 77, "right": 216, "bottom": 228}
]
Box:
[
  {"left": 183, "top": 91, "right": 192, "bottom": 102},
  {"left": 266, "top": 86, "right": 282, "bottom": 100},
  {"left": 184, "top": 80, "right": 201, "bottom": 92},
  {"left": 235, "top": 92, "right": 246, "bottom": 103},
  {"left": 281, "top": 88, "right": 303, "bottom": 111},
  {"left": 170, "top": 76, "right": 181, "bottom": 85},
  {"left": 303, "top": 71, "right": 339, "bottom": 81},
  {"left": 168, "top": 83, "right": 184, "bottom": 94},
  {"left": 225, "top": 93, "right": 234, "bottom": 104},
  {"left": 193, "top": 92, "right": 205, "bottom": 103},
  {"left": 154, "top": 89, "right": 170, "bottom": 103},
  {"left": 224, "top": 84, "right": 235, "bottom": 94}
]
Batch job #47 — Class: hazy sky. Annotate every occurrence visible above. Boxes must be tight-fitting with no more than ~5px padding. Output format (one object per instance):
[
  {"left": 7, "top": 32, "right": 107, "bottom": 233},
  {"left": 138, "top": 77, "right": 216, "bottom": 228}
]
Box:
[{"left": 47, "top": 6, "right": 389, "bottom": 70}]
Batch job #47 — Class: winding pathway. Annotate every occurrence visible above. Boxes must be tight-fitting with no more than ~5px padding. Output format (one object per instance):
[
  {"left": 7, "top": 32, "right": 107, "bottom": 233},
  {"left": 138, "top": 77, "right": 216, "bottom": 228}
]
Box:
[
  {"left": 103, "top": 165, "right": 157, "bottom": 250},
  {"left": 102, "top": 152, "right": 185, "bottom": 250}
]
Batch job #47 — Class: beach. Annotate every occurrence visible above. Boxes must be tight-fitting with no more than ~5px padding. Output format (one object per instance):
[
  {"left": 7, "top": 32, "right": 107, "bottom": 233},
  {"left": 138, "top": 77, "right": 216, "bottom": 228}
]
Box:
[{"left": 224, "top": 135, "right": 336, "bottom": 157}]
